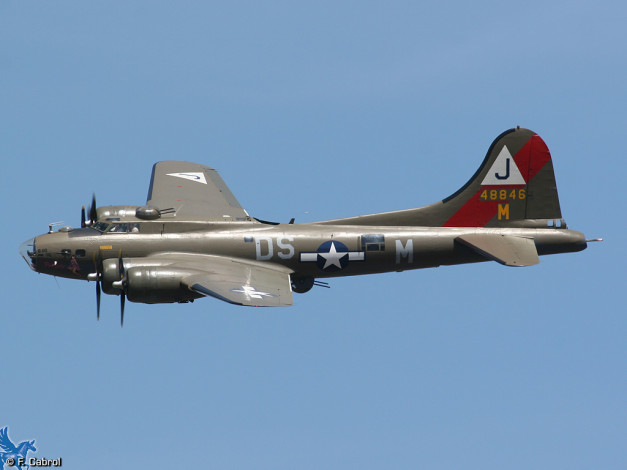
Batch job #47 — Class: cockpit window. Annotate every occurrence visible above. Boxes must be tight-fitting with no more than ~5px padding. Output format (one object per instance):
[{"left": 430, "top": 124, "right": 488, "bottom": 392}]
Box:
[
  {"left": 93, "top": 222, "right": 110, "bottom": 232},
  {"left": 107, "top": 223, "right": 140, "bottom": 233},
  {"left": 108, "top": 223, "right": 128, "bottom": 233}
]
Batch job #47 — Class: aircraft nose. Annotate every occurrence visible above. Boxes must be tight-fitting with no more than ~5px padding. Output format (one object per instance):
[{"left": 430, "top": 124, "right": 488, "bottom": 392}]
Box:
[{"left": 19, "top": 237, "right": 36, "bottom": 270}]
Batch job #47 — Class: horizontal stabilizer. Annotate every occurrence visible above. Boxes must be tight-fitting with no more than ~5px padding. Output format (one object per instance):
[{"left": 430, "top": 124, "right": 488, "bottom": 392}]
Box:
[{"left": 456, "top": 233, "right": 539, "bottom": 266}]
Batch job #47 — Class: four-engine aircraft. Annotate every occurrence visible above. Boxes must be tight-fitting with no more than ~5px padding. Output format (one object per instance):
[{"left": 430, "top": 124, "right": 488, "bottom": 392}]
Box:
[{"left": 20, "top": 127, "right": 594, "bottom": 325}]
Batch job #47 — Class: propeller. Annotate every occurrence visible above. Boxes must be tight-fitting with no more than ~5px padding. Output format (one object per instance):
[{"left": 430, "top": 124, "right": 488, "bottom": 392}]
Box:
[
  {"left": 89, "top": 194, "right": 98, "bottom": 225},
  {"left": 121, "top": 292, "right": 126, "bottom": 327},
  {"left": 118, "top": 253, "right": 127, "bottom": 327},
  {"left": 96, "top": 251, "right": 102, "bottom": 320},
  {"left": 90, "top": 251, "right": 103, "bottom": 320},
  {"left": 81, "top": 194, "right": 98, "bottom": 227},
  {"left": 110, "top": 253, "right": 128, "bottom": 327},
  {"left": 91, "top": 250, "right": 126, "bottom": 326},
  {"left": 97, "top": 279, "right": 102, "bottom": 320}
]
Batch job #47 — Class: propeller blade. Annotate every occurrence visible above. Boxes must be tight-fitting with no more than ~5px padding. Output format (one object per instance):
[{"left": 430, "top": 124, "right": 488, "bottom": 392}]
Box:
[
  {"left": 81, "top": 206, "right": 86, "bottom": 228},
  {"left": 118, "top": 251, "right": 126, "bottom": 327},
  {"left": 89, "top": 193, "right": 97, "bottom": 225},
  {"left": 93, "top": 250, "right": 102, "bottom": 321},
  {"left": 96, "top": 281, "right": 101, "bottom": 321},
  {"left": 120, "top": 294, "right": 125, "bottom": 327},
  {"left": 119, "top": 255, "right": 124, "bottom": 279}
]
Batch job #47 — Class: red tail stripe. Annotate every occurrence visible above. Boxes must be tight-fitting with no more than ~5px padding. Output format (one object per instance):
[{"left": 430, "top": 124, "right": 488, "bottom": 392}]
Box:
[
  {"left": 513, "top": 134, "right": 551, "bottom": 183},
  {"left": 443, "top": 191, "right": 503, "bottom": 227}
]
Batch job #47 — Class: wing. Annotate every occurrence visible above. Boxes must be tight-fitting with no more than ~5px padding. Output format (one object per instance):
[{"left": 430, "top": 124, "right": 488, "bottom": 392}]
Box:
[
  {"left": 146, "top": 161, "right": 250, "bottom": 221},
  {"left": 0, "top": 428, "right": 17, "bottom": 453},
  {"left": 144, "top": 252, "right": 294, "bottom": 307},
  {"left": 181, "top": 258, "right": 293, "bottom": 307}
]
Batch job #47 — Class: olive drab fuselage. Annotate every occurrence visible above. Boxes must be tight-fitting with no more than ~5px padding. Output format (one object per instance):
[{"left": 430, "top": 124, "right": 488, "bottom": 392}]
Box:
[
  {"left": 26, "top": 220, "right": 587, "bottom": 282},
  {"left": 20, "top": 127, "right": 594, "bottom": 317}
]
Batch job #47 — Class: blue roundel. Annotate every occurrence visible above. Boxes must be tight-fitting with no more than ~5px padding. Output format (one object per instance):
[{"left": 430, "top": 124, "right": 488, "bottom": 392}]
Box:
[{"left": 316, "top": 241, "right": 350, "bottom": 272}]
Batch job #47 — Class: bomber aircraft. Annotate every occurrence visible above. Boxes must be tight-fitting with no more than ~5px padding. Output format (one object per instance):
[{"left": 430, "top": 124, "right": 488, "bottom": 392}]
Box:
[{"left": 20, "top": 127, "right": 596, "bottom": 325}]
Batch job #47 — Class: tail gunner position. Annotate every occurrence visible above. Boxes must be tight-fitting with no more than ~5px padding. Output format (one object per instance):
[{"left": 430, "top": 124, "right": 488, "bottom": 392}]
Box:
[{"left": 20, "top": 128, "right": 597, "bottom": 325}]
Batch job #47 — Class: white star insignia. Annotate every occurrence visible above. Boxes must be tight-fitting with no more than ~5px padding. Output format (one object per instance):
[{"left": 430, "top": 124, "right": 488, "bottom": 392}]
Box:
[
  {"left": 231, "top": 286, "right": 275, "bottom": 299},
  {"left": 318, "top": 242, "right": 348, "bottom": 269}
]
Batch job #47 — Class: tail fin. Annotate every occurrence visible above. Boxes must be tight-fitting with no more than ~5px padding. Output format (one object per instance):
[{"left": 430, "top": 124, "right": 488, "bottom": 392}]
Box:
[
  {"left": 440, "top": 127, "right": 562, "bottom": 227},
  {"left": 319, "top": 127, "right": 563, "bottom": 227}
]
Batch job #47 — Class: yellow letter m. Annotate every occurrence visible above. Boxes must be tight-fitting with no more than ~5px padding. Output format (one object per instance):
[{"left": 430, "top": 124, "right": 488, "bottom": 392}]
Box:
[{"left": 498, "top": 203, "right": 510, "bottom": 220}]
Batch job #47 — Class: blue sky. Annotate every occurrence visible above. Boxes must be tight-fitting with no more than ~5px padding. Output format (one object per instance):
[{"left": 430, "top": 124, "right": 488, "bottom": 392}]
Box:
[{"left": 2, "top": 1, "right": 625, "bottom": 469}]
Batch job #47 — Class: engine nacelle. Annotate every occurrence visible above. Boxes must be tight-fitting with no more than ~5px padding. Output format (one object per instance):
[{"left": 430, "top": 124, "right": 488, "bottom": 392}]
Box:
[
  {"left": 101, "top": 258, "right": 124, "bottom": 295},
  {"left": 125, "top": 266, "right": 199, "bottom": 304},
  {"left": 101, "top": 258, "right": 200, "bottom": 304}
]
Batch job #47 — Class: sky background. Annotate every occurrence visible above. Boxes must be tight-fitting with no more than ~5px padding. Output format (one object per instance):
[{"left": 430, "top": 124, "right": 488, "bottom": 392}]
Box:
[{"left": 1, "top": 1, "right": 625, "bottom": 469}]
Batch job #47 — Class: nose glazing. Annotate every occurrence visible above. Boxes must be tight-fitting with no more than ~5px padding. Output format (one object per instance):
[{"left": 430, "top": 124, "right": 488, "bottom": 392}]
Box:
[{"left": 19, "top": 237, "right": 36, "bottom": 270}]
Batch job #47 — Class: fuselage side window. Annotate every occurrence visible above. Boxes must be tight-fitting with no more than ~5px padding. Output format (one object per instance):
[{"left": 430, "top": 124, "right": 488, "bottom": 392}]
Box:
[{"left": 361, "top": 234, "right": 385, "bottom": 252}]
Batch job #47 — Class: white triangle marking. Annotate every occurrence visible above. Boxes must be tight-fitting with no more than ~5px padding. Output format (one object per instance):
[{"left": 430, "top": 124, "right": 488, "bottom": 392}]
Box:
[
  {"left": 481, "top": 146, "right": 526, "bottom": 185},
  {"left": 167, "top": 172, "right": 207, "bottom": 184}
]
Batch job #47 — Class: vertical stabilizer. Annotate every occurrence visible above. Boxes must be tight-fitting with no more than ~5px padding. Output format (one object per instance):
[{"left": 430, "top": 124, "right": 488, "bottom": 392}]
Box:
[{"left": 319, "top": 127, "right": 563, "bottom": 227}]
